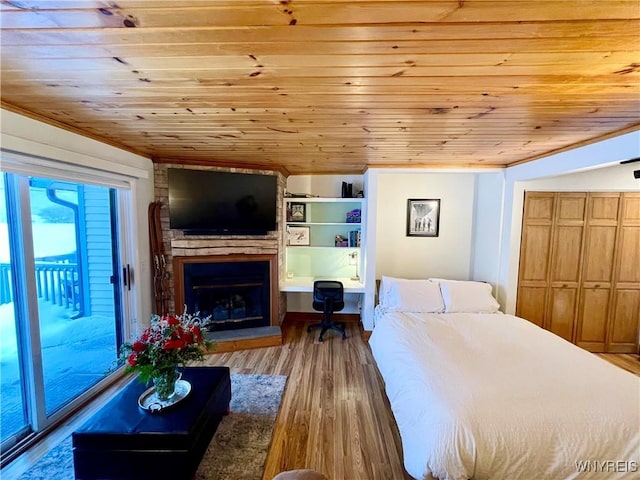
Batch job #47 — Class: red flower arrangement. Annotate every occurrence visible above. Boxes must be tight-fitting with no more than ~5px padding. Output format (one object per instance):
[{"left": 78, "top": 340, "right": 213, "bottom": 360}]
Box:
[{"left": 119, "top": 311, "right": 213, "bottom": 385}]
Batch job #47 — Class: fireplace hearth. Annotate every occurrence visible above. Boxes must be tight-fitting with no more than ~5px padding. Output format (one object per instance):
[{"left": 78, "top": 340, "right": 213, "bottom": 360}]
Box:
[{"left": 173, "top": 254, "right": 278, "bottom": 332}]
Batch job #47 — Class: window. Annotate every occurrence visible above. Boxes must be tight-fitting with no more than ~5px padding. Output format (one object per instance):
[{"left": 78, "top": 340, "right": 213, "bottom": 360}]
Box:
[{"left": 0, "top": 161, "right": 135, "bottom": 455}]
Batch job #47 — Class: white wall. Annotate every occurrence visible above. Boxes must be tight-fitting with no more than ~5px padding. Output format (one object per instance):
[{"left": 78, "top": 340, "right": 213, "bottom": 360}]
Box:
[
  {"left": 1, "top": 108, "right": 155, "bottom": 326},
  {"left": 519, "top": 162, "right": 639, "bottom": 192},
  {"left": 285, "top": 292, "right": 362, "bottom": 314},
  {"left": 358, "top": 169, "right": 504, "bottom": 329},
  {"left": 375, "top": 172, "right": 477, "bottom": 280},
  {"left": 498, "top": 130, "right": 640, "bottom": 313},
  {"left": 286, "top": 174, "right": 365, "bottom": 198},
  {"left": 470, "top": 172, "right": 505, "bottom": 288}
]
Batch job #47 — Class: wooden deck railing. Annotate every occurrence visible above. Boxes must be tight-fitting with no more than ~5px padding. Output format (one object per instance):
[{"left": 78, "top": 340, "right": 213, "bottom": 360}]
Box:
[{"left": 0, "top": 261, "right": 81, "bottom": 313}]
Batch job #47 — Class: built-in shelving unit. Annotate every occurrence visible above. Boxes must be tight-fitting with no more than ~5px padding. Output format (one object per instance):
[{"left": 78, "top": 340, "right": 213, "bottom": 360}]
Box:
[{"left": 282, "top": 197, "right": 365, "bottom": 292}]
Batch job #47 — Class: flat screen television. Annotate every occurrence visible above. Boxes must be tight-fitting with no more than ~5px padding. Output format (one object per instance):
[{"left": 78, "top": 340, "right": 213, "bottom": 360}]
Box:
[{"left": 167, "top": 169, "right": 277, "bottom": 235}]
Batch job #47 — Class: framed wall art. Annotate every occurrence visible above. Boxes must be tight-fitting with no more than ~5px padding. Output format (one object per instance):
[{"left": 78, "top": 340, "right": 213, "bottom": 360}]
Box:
[
  {"left": 287, "top": 202, "right": 306, "bottom": 222},
  {"left": 406, "top": 199, "right": 440, "bottom": 237},
  {"left": 288, "top": 226, "right": 310, "bottom": 245}
]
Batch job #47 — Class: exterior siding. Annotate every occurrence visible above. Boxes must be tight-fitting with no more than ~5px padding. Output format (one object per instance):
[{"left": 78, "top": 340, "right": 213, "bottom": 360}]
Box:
[{"left": 83, "top": 186, "right": 115, "bottom": 318}]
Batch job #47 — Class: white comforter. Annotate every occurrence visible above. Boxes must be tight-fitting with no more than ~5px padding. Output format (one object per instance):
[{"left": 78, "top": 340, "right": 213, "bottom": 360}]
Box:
[{"left": 369, "top": 310, "right": 640, "bottom": 480}]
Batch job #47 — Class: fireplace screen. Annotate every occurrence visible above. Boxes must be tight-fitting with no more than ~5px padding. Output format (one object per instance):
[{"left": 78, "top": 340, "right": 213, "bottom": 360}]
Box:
[
  {"left": 193, "top": 281, "right": 263, "bottom": 323},
  {"left": 181, "top": 260, "right": 271, "bottom": 332}
]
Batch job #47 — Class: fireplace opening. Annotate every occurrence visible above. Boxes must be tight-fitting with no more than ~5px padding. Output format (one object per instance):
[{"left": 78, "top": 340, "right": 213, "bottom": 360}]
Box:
[
  {"left": 175, "top": 255, "right": 276, "bottom": 332},
  {"left": 191, "top": 275, "right": 266, "bottom": 330}
]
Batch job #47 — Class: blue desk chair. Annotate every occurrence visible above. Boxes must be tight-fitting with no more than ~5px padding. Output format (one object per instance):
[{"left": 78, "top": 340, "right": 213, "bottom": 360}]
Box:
[{"left": 307, "top": 280, "right": 347, "bottom": 342}]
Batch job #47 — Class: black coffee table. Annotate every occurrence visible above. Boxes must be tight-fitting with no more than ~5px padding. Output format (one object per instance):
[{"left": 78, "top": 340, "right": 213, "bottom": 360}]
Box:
[{"left": 72, "top": 366, "right": 231, "bottom": 480}]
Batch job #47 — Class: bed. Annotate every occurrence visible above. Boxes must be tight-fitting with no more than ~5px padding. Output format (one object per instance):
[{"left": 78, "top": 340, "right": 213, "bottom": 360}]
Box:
[{"left": 369, "top": 277, "right": 640, "bottom": 480}]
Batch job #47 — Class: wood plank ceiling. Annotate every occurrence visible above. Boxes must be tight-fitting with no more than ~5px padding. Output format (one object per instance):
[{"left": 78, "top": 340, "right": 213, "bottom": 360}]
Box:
[{"left": 1, "top": 0, "right": 639, "bottom": 174}]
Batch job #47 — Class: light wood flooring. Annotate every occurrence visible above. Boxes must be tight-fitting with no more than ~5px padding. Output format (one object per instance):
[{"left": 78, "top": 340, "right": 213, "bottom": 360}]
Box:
[
  {"left": 203, "top": 320, "right": 411, "bottom": 480},
  {"left": 3, "top": 318, "right": 640, "bottom": 480},
  {"left": 596, "top": 353, "right": 640, "bottom": 375}
]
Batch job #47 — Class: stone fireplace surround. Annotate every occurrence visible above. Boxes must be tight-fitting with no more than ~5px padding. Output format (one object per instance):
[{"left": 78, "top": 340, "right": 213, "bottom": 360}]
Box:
[{"left": 153, "top": 164, "right": 287, "bottom": 327}]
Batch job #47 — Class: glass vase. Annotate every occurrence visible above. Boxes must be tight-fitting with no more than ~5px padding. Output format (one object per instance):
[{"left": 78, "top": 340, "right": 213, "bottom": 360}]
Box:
[{"left": 152, "top": 368, "right": 179, "bottom": 401}]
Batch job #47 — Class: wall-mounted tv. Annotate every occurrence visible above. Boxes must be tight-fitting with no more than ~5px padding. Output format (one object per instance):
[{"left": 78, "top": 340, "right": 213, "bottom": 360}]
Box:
[{"left": 167, "top": 168, "right": 277, "bottom": 235}]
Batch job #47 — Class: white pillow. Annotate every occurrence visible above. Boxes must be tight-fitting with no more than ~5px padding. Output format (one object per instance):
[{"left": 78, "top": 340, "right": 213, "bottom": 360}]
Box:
[
  {"left": 438, "top": 280, "right": 500, "bottom": 313},
  {"left": 379, "top": 276, "right": 445, "bottom": 313},
  {"left": 378, "top": 275, "right": 399, "bottom": 305},
  {"left": 378, "top": 275, "right": 409, "bottom": 305}
]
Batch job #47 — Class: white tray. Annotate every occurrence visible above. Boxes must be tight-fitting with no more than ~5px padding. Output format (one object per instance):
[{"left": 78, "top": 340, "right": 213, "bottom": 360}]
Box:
[{"left": 138, "top": 379, "right": 192, "bottom": 413}]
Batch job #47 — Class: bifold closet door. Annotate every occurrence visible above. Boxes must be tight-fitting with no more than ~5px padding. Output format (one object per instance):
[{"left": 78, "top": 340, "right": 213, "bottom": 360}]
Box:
[
  {"left": 518, "top": 191, "right": 639, "bottom": 354},
  {"left": 516, "top": 193, "right": 555, "bottom": 328},
  {"left": 545, "top": 193, "right": 586, "bottom": 342},
  {"left": 516, "top": 192, "right": 587, "bottom": 340},
  {"left": 607, "top": 193, "right": 640, "bottom": 353},
  {"left": 575, "top": 193, "right": 619, "bottom": 352}
]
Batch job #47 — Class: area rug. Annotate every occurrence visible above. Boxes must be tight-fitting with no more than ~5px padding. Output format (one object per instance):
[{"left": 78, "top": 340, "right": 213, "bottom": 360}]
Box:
[{"left": 17, "top": 373, "right": 287, "bottom": 480}]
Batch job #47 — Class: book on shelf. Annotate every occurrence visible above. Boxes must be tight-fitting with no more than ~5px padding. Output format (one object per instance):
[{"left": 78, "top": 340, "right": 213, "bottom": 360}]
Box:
[
  {"left": 346, "top": 209, "right": 361, "bottom": 223},
  {"left": 348, "top": 230, "right": 361, "bottom": 247}
]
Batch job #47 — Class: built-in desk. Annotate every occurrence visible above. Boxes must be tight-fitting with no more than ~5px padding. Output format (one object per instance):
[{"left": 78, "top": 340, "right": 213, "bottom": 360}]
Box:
[{"left": 280, "top": 276, "right": 365, "bottom": 293}]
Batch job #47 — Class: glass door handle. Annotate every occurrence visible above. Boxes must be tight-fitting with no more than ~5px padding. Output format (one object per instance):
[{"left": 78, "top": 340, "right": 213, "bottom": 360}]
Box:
[{"left": 123, "top": 264, "right": 132, "bottom": 291}]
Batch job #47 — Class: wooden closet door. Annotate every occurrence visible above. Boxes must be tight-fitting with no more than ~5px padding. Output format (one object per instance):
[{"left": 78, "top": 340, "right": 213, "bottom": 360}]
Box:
[
  {"left": 545, "top": 193, "right": 586, "bottom": 342},
  {"left": 518, "top": 191, "right": 638, "bottom": 354},
  {"left": 575, "top": 193, "right": 619, "bottom": 352},
  {"left": 516, "top": 193, "right": 555, "bottom": 327},
  {"left": 608, "top": 193, "right": 640, "bottom": 353}
]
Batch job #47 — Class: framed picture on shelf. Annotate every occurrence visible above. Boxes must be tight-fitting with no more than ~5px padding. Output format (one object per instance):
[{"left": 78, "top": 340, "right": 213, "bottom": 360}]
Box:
[
  {"left": 288, "top": 202, "right": 306, "bottom": 222},
  {"left": 406, "top": 199, "right": 440, "bottom": 237},
  {"left": 288, "top": 226, "right": 310, "bottom": 246}
]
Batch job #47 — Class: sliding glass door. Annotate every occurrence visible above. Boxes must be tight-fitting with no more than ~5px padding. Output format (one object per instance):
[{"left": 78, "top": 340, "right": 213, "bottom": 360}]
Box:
[
  {"left": 1, "top": 171, "right": 126, "bottom": 452},
  {"left": 0, "top": 177, "right": 29, "bottom": 446}
]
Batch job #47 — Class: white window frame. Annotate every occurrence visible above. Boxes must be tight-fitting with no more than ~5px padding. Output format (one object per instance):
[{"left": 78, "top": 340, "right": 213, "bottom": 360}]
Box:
[{"left": 0, "top": 148, "right": 145, "bottom": 448}]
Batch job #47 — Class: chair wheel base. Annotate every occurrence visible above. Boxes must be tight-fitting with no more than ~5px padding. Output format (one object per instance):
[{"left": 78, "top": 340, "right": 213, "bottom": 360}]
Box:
[{"left": 307, "top": 320, "right": 346, "bottom": 342}]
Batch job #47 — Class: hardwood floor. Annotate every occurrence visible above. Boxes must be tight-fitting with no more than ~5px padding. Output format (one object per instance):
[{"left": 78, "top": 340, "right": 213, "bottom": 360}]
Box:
[
  {"left": 3, "top": 318, "right": 639, "bottom": 480},
  {"left": 595, "top": 353, "right": 640, "bottom": 375},
  {"left": 202, "top": 319, "right": 412, "bottom": 480}
]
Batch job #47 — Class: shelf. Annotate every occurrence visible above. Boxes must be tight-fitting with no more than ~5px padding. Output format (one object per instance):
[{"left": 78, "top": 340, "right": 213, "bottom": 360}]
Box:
[
  {"left": 285, "top": 201, "right": 361, "bottom": 224},
  {"left": 285, "top": 197, "right": 363, "bottom": 203},
  {"left": 286, "top": 222, "right": 361, "bottom": 226},
  {"left": 283, "top": 195, "right": 364, "bottom": 285},
  {"left": 286, "top": 246, "right": 360, "bottom": 250}
]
